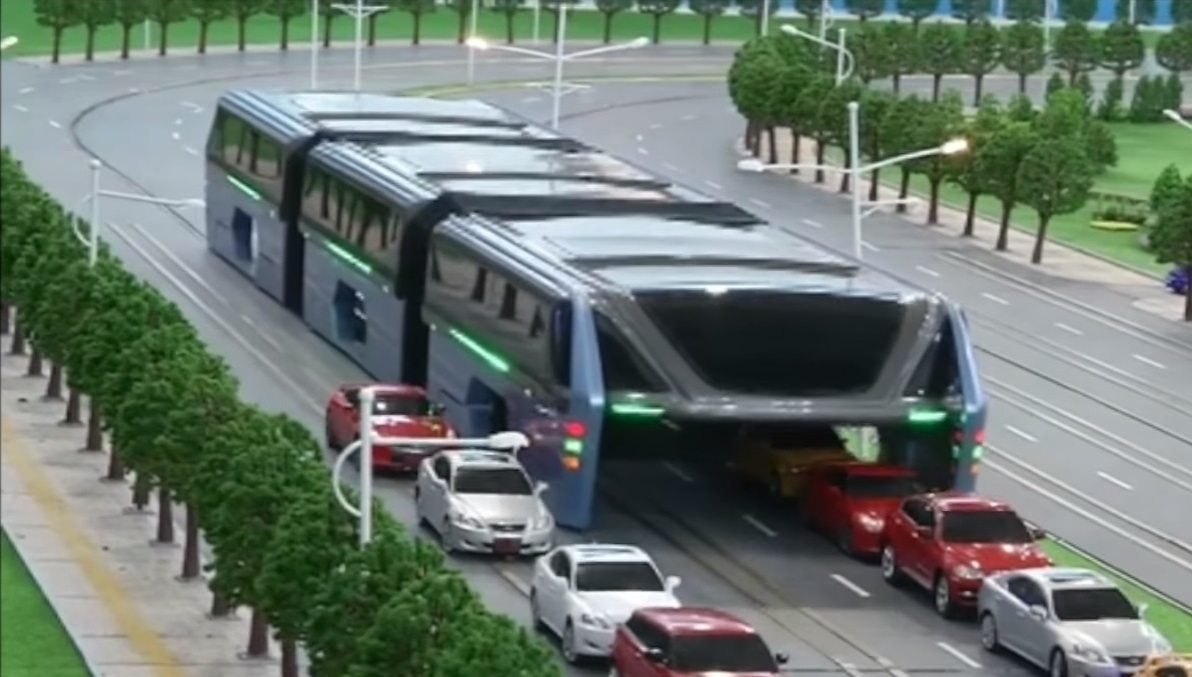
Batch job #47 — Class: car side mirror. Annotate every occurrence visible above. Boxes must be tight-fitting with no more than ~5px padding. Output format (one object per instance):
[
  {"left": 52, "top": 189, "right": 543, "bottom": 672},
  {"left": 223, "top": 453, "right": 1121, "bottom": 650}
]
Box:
[
  {"left": 915, "top": 526, "right": 932, "bottom": 539},
  {"left": 665, "top": 575, "right": 682, "bottom": 593},
  {"left": 534, "top": 481, "right": 549, "bottom": 495},
  {"left": 644, "top": 647, "right": 665, "bottom": 663},
  {"left": 1028, "top": 605, "right": 1048, "bottom": 622},
  {"left": 428, "top": 402, "right": 446, "bottom": 416},
  {"left": 776, "top": 652, "right": 790, "bottom": 665},
  {"left": 1025, "top": 522, "right": 1047, "bottom": 541}
]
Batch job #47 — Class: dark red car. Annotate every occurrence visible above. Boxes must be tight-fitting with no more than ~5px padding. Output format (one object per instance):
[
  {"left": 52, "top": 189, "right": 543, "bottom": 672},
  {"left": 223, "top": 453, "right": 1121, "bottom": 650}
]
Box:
[
  {"left": 324, "top": 383, "right": 455, "bottom": 472},
  {"left": 610, "top": 607, "right": 788, "bottom": 677},
  {"left": 800, "top": 462, "right": 921, "bottom": 557},
  {"left": 880, "top": 492, "right": 1051, "bottom": 618}
]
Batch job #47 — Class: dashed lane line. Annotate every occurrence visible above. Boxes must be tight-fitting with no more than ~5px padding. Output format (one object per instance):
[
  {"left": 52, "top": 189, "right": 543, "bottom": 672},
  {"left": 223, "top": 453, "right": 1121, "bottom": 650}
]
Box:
[
  {"left": 1096, "top": 471, "right": 1134, "bottom": 491},
  {"left": 742, "top": 514, "right": 777, "bottom": 538},
  {"left": 936, "top": 642, "right": 982, "bottom": 669},
  {"left": 981, "top": 292, "right": 1009, "bottom": 305},
  {"left": 749, "top": 198, "right": 771, "bottom": 209},
  {"left": 662, "top": 462, "right": 694, "bottom": 483},
  {"left": 13, "top": 104, "right": 28, "bottom": 113},
  {"left": 802, "top": 218, "right": 823, "bottom": 228},
  {"left": 829, "top": 574, "right": 870, "bottom": 598},
  {"left": 662, "top": 162, "right": 680, "bottom": 172},
  {"left": 914, "top": 265, "right": 940, "bottom": 278},
  {"left": 637, "top": 147, "right": 649, "bottom": 156},
  {"left": 704, "top": 180, "right": 722, "bottom": 190},
  {"left": 1055, "top": 322, "right": 1083, "bottom": 336},
  {"left": 1132, "top": 354, "right": 1166, "bottom": 370},
  {"left": 1003, "top": 425, "right": 1037, "bottom": 443}
]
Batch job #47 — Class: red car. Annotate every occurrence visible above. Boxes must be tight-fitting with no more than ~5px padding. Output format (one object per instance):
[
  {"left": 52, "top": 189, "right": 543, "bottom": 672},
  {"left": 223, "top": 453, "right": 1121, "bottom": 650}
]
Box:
[
  {"left": 879, "top": 492, "right": 1051, "bottom": 618},
  {"left": 610, "top": 607, "right": 789, "bottom": 677},
  {"left": 324, "top": 383, "right": 455, "bottom": 472},
  {"left": 800, "top": 462, "right": 921, "bottom": 557}
]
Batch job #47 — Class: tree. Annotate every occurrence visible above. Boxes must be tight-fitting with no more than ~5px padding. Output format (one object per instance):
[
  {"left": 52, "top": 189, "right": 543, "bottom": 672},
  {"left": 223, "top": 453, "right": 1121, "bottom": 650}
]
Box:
[
  {"left": 975, "top": 121, "right": 1039, "bottom": 250},
  {"left": 1053, "top": 20, "right": 1101, "bottom": 84},
  {"left": 1059, "top": 0, "right": 1097, "bottom": 21},
  {"left": 817, "top": 80, "right": 867, "bottom": 193},
  {"left": 1005, "top": 0, "right": 1044, "bottom": 20},
  {"left": 21, "top": 258, "right": 104, "bottom": 404},
  {"left": 541, "top": 0, "right": 580, "bottom": 43},
  {"left": 34, "top": 0, "right": 82, "bottom": 64},
  {"left": 1099, "top": 19, "right": 1145, "bottom": 79},
  {"left": 775, "top": 57, "right": 818, "bottom": 172},
  {"left": 962, "top": 19, "right": 1001, "bottom": 104},
  {"left": 1008, "top": 92, "right": 1037, "bottom": 122},
  {"left": 268, "top": 0, "right": 306, "bottom": 50},
  {"left": 1156, "top": 23, "right": 1192, "bottom": 75},
  {"left": 1164, "top": 73, "right": 1186, "bottom": 112},
  {"left": 793, "top": 0, "right": 824, "bottom": 27},
  {"left": 596, "top": 0, "right": 634, "bottom": 44},
  {"left": 847, "top": 0, "right": 886, "bottom": 21},
  {"left": 911, "top": 91, "right": 967, "bottom": 224},
  {"left": 793, "top": 75, "right": 837, "bottom": 183},
  {"left": 950, "top": 94, "right": 1006, "bottom": 235},
  {"left": 113, "top": 0, "right": 149, "bottom": 59},
  {"left": 1149, "top": 174, "right": 1192, "bottom": 321},
  {"left": 1074, "top": 72, "right": 1095, "bottom": 113},
  {"left": 365, "top": 0, "right": 393, "bottom": 46},
  {"left": 229, "top": 0, "right": 266, "bottom": 51},
  {"left": 897, "top": 0, "right": 939, "bottom": 30},
  {"left": 1115, "top": 0, "right": 1156, "bottom": 24},
  {"left": 149, "top": 0, "right": 192, "bottom": 56},
  {"left": 424, "top": 608, "right": 562, "bottom": 677},
  {"left": 77, "top": 0, "right": 117, "bottom": 61},
  {"left": 1175, "top": 0, "right": 1192, "bottom": 23},
  {"left": 881, "top": 94, "right": 931, "bottom": 212},
  {"left": 1001, "top": 19, "right": 1046, "bottom": 94},
  {"left": 921, "top": 22, "right": 963, "bottom": 102},
  {"left": 884, "top": 21, "right": 920, "bottom": 94},
  {"left": 1045, "top": 71, "right": 1066, "bottom": 99},
  {"left": 398, "top": 0, "right": 437, "bottom": 44},
  {"left": 488, "top": 0, "right": 523, "bottom": 44},
  {"left": 446, "top": 0, "right": 477, "bottom": 43},
  {"left": 731, "top": 51, "right": 787, "bottom": 157},
  {"left": 1128, "top": 74, "right": 1167, "bottom": 121},
  {"left": 640, "top": 0, "right": 682, "bottom": 43},
  {"left": 1098, "top": 76, "right": 1126, "bottom": 120},
  {"left": 952, "top": 0, "right": 991, "bottom": 24},
  {"left": 1150, "top": 164, "right": 1184, "bottom": 214},
  {"left": 738, "top": 0, "right": 778, "bottom": 37},
  {"left": 858, "top": 89, "right": 896, "bottom": 202},
  {"left": 853, "top": 23, "right": 893, "bottom": 84},
  {"left": 1017, "top": 138, "right": 1095, "bottom": 264},
  {"left": 318, "top": 0, "right": 340, "bottom": 46},
  {"left": 192, "top": 0, "right": 231, "bottom": 53}
]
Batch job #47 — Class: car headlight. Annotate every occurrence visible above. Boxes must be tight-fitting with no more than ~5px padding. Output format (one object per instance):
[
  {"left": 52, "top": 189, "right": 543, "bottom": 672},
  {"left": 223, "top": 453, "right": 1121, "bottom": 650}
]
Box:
[
  {"left": 856, "top": 514, "right": 884, "bottom": 533},
  {"left": 529, "top": 514, "right": 553, "bottom": 531},
  {"left": 952, "top": 564, "right": 983, "bottom": 579},
  {"left": 450, "top": 511, "right": 483, "bottom": 529},
  {"left": 579, "top": 612, "right": 611, "bottom": 629},
  {"left": 1070, "top": 643, "right": 1109, "bottom": 664}
]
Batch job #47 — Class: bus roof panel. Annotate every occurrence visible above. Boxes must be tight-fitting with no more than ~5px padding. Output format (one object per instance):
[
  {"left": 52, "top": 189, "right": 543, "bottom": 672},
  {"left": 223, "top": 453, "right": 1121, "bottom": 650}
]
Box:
[
  {"left": 434, "top": 177, "right": 679, "bottom": 200},
  {"left": 316, "top": 118, "right": 544, "bottom": 137},
  {"left": 373, "top": 142, "right": 656, "bottom": 182},
  {"left": 282, "top": 92, "right": 512, "bottom": 122}
]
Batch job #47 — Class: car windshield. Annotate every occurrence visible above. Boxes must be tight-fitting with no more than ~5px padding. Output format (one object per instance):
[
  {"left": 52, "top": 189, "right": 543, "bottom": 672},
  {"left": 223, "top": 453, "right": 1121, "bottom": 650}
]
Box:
[
  {"left": 453, "top": 467, "right": 531, "bottom": 495},
  {"left": 372, "top": 393, "right": 430, "bottom": 416},
  {"left": 574, "top": 562, "right": 664, "bottom": 592},
  {"left": 844, "top": 474, "right": 920, "bottom": 498},
  {"left": 670, "top": 634, "right": 779, "bottom": 672},
  {"left": 1052, "top": 588, "right": 1139, "bottom": 622},
  {"left": 940, "top": 510, "right": 1032, "bottom": 543}
]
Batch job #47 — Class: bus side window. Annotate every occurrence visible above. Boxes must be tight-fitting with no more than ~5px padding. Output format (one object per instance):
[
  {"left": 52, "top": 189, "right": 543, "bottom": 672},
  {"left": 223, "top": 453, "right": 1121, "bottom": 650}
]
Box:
[
  {"left": 549, "top": 304, "right": 572, "bottom": 387},
  {"left": 208, "top": 110, "right": 225, "bottom": 157},
  {"left": 593, "top": 313, "right": 665, "bottom": 393}
]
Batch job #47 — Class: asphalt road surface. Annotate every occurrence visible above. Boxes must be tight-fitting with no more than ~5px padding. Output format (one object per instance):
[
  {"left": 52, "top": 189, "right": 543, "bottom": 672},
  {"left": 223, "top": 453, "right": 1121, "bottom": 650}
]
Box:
[{"left": 1, "top": 43, "right": 1189, "bottom": 675}]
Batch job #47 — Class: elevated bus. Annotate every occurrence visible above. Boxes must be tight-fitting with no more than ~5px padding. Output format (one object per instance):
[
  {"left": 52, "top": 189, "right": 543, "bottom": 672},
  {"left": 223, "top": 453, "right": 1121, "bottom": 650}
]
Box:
[{"left": 204, "top": 90, "right": 988, "bottom": 529}]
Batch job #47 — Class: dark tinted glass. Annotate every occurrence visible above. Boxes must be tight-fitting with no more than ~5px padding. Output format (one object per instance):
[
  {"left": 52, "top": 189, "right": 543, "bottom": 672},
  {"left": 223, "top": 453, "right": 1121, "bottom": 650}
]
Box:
[
  {"left": 670, "top": 634, "right": 778, "bottom": 672},
  {"left": 940, "top": 510, "right": 1031, "bottom": 543},
  {"left": 373, "top": 393, "right": 430, "bottom": 416},
  {"left": 844, "top": 474, "right": 920, "bottom": 498},
  {"left": 1052, "top": 588, "right": 1138, "bottom": 621},
  {"left": 453, "top": 467, "right": 531, "bottom": 495},
  {"left": 636, "top": 290, "right": 904, "bottom": 396},
  {"left": 575, "top": 562, "right": 664, "bottom": 592}
]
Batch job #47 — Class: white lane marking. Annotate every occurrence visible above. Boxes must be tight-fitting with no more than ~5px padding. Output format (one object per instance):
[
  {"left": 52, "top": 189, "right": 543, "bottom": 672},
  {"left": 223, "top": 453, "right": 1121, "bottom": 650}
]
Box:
[
  {"left": 183, "top": 146, "right": 199, "bottom": 156},
  {"left": 915, "top": 265, "right": 940, "bottom": 278},
  {"left": 240, "top": 314, "right": 281, "bottom": 350},
  {"left": 802, "top": 218, "right": 823, "bottom": 228},
  {"left": 1097, "top": 471, "right": 1134, "bottom": 491},
  {"left": 1132, "top": 354, "right": 1166, "bottom": 370},
  {"left": 520, "top": 96, "right": 539, "bottom": 103},
  {"left": 128, "top": 87, "right": 141, "bottom": 93},
  {"left": 12, "top": 104, "right": 28, "bottom": 112},
  {"left": 704, "top": 180, "right": 723, "bottom": 190},
  {"left": 637, "top": 147, "right": 649, "bottom": 156},
  {"left": 749, "top": 198, "right": 771, "bottom": 209},
  {"left": 662, "top": 162, "right": 680, "bottom": 172},
  {"left": 76, "top": 73, "right": 95, "bottom": 81},
  {"left": 742, "top": 514, "right": 777, "bottom": 538},
  {"left": 679, "top": 113, "right": 696, "bottom": 121},
  {"left": 829, "top": 574, "right": 870, "bottom": 598},
  {"left": 1055, "top": 322, "right": 1084, "bottom": 336},
  {"left": 1003, "top": 425, "right": 1037, "bottom": 443},
  {"left": 48, "top": 120, "right": 62, "bottom": 128},
  {"left": 937, "top": 642, "right": 983, "bottom": 669},
  {"left": 662, "top": 462, "right": 694, "bottom": 483},
  {"left": 495, "top": 566, "right": 531, "bottom": 597},
  {"left": 876, "top": 657, "right": 910, "bottom": 677},
  {"left": 174, "top": 118, "right": 184, "bottom": 126},
  {"left": 861, "top": 241, "right": 879, "bottom": 252},
  {"left": 634, "top": 133, "right": 644, "bottom": 142},
  {"left": 181, "top": 101, "right": 203, "bottom": 113},
  {"left": 171, "top": 131, "right": 181, "bottom": 141},
  {"left": 649, "top": 122, "right": 663, "bottom": 130},
  {"left": 981, "top": 292, "right": 1009, "bottom": 305},
  {"left": 58, "top": 77, "right": 77, "bottom": 85},
  {"left": 18, "top": 86, "right": 35, "bottom": 95},
  {"left": 113, "top": 69, "right": 133, "bottom": 76}
]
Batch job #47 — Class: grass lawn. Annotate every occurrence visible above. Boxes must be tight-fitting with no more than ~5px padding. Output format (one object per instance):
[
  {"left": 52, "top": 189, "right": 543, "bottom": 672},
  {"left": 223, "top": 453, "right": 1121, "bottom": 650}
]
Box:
[
  {"left": 0, "top": 530, "right": 91, "bottom": 677},
  {"left": 0, "top": 0, "right": 1165, "bottom": 58},
  {"left": 1041, "top": 538, "right": 1192, "bottom": 652}
]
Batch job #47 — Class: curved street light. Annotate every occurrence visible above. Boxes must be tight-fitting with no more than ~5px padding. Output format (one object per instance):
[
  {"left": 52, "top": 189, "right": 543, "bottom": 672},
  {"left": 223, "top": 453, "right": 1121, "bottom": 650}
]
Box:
[
  {"left": 1, "top": 36, "right": 19, "bottom": 51},
  {"left": 781, "top": 23, "right": 853, "bottom": 84},
  {"left": 1163, "top": 109, "right": 1192, "bottom": 132}
]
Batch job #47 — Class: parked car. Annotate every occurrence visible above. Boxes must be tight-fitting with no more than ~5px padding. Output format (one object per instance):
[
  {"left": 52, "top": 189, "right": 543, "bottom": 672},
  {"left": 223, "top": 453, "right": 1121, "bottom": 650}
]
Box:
[
  {"left": 978, "top": 568, "right": 1172, "bottom": 677},
  {"left": 800, "top": 462, "right": 921, "bottom": 557},
  {"left": 530, "top": 544, "right": 681, "bottom": 664},
  {"left": 880, "top": 492, "right": 1051, "bottom": 617},
  {"left": 610, "top": 607, "right": 789, "bottom": 676},
  {"left": 413, "top": 449, "right": 553, "bottom": 555},
  {"left": 324, "top": 382, "right": 454, "bottom": 472},
  {"left": 727, "top": 424, "right": 853, "bottom": 499}
]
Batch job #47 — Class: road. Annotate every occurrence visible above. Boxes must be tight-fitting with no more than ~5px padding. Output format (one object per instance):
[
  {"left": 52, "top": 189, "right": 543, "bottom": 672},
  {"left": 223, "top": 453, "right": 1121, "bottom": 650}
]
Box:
[{"left": 0, "top": 43, "right": 1188, "bottom": 674}]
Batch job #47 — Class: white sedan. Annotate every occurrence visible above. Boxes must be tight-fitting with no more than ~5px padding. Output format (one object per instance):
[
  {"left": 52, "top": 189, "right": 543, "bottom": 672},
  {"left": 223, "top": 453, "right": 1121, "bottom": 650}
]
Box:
[{"left": 530, "top": 543, "right": 682, "bottom": 664}]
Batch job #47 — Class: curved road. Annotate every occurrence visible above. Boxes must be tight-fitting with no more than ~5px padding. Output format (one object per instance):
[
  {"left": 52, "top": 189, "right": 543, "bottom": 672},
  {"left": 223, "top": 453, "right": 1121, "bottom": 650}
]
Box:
[{"left": 1, "top": 43, "right": 1188, "bottom": 675}]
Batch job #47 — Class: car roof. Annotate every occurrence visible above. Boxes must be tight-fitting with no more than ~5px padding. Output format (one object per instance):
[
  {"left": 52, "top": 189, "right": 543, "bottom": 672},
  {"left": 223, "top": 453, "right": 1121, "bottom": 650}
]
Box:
[
  {"left": 1023, "top": 568, "right": 1116, "bottom": 591},
  {"left": 339, "top": 382, "right": 426, "bottom": 396},
  {"left": 442, "top": 449, "right": 521, "bottom": 468},
  {"left": 638, "top": 607, "right": 759, "bottom": 636},
  {"left": 922, "top": 492, "right": 1013, "bottom": 512},
  {"left": 561, "top": 544, "right": 653, "bottom": 564}
]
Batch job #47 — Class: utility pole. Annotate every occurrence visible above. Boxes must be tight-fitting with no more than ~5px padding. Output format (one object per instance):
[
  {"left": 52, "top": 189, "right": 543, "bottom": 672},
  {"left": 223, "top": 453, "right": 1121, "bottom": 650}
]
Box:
[{"left": 332, "top": 0, "right": 389, "bottom": 92}]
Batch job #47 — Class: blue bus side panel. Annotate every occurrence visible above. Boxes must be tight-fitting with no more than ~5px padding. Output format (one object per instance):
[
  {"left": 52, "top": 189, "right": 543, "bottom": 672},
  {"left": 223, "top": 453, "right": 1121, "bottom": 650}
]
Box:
[
  {"left": 205, "top": 168, "right": 288, "bottom": 303},
  {"left": 556, "top": 300, "right": 605, "bottom": 531},
  {"left": 302, "top": 242, "right": 404, "bottom": 383},
  {"left": 948, "top": 302, "right": 987, "bottom": 492}
]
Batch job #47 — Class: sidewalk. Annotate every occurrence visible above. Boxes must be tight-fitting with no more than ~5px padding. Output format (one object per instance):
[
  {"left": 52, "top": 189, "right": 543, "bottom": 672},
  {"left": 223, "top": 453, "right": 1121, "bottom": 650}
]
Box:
[
  {"left": 750, "top": 129, "right": 1187, "bottom": 322},
  {"left": 0, "top": 334, "right": 280, "bottom": 677}
]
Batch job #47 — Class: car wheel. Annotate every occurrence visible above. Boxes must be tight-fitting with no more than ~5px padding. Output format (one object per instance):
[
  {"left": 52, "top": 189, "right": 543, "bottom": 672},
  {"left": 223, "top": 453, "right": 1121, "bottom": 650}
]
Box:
[
  {"left": 980, "top": 612, "right": 1001, "bottom": 652},
  {"left": 529, "top": 591, "right": 546, "bottom": 633},
  {"left": 836, "top": 526, "right": 855, "bottom": 557},
  {"left": 880, "top": 544, "right": 904, "bottom": 586},
  {"left": 562, "top": 620, "right": 580, "bottom": 664},
  {"left": 1049, "top": 649, "right": 1069, "bottom": 677},
  {"left": 440, "top": 518, "right": 456, "bottom": 554},
  {"left": 324, "top": 423, "right": 339, "bottom": 451},
  {"left": 934, "top": 574, "right": 957, "bottom": 619}
]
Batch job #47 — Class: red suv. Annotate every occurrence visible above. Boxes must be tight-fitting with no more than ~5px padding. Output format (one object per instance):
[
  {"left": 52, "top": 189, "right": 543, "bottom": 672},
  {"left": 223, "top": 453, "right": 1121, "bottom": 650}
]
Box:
[
  {"left": 880, "top": 492, "right": 1050, "bottom": 618},
  {"left": 610, "top": 607, "right": 789, "bottom": 676},
  {"left": 801, "top": 462, "right": 921, "bottom": 557},
  {"left": 324, "top": 383, "right": 454, "bottom": 472}
]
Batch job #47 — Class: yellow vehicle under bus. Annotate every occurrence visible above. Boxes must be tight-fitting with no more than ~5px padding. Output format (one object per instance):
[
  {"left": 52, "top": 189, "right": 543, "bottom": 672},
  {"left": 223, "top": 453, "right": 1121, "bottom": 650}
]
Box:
[{"left": 1138, "top": 654, "right": 1192, "bottom": 677}]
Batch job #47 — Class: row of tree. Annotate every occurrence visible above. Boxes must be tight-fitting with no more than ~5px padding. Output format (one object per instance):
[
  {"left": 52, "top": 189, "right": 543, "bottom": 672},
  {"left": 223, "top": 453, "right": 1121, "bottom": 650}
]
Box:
[
  {"left": 728, "top": 34, "right": 1192, "bottom": 274},
  {"left": 1148, "top": 165, "right": 1192, "bottom": 319},
  {"left": 1042, "top": 69, "right": 1186, "bottom": 121},
  {"left": 0, "top": 147, "right": 559, "bottom": 677}
]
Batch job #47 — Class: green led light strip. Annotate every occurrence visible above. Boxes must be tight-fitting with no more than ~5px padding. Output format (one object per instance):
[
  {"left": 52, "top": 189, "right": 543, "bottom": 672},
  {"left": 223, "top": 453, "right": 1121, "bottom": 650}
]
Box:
[
  {"left": 226, "top": 174, "right": 261, "bottom": 201},
  {"left": 563, "top": 439, "right": 583, "bottom": 455},
  {"left": 907, "top": 409, "right": 948, "bottom": 424},
  {"left": 447, "top": 327, "right": 511, "bottom": 373},
  {"left": 324, "top": 240, "right": 373, "bottom": 276},
  {"left": 609, "top": 402, "right": 665, "bottom": 417}
]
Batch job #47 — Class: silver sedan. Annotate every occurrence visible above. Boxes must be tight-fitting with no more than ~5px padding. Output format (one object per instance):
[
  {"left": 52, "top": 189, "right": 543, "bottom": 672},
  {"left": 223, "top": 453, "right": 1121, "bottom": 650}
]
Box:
[{"left": 977, "top": 568, "right": 1172, "bottom": 677}]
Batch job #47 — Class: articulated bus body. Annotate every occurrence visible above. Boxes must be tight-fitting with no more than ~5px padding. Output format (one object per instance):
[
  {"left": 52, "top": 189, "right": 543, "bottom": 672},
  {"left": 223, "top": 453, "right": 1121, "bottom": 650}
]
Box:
[{"left": 203, "top": 90, "right": 988, "bottom": 530}]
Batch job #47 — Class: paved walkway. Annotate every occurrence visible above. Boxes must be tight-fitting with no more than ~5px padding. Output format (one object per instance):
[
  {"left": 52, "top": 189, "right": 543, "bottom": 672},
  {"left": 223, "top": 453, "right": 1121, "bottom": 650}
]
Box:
[
  {"left": 0, "top": 332, "right": 281, "bottom": 677},
  {"left": 750, "top": 129, "right": 1187, "bottom": 321}
]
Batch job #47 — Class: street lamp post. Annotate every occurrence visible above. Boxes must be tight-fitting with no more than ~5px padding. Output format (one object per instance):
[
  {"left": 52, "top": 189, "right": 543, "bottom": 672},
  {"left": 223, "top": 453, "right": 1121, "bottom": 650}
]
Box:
[
  {"left": 330, "top": 386, "right": 531, "bottom": 546},
  {"left": 466, "top": 11, "right": 647, "bottom": 130},
  {"left": 781, "top": 24, "right": 853, "bottom": 85},
  {"left": 737, "top": 100, "right": 968, "bottom": 260},
  {"left": 311, "top": 0, "right": 320, "bottom": 89},
  {"left": 760, "top": 0, "right": 772, "bottom": 37},
  {"left": 1163, "top": 109, "right": 1192, "bottom": 132},
  {"left": 331, "top": 0, "right": 388, "bottom": 92},
  {"left": 466, "top": 0, "right": 481, "bottom": 84}
]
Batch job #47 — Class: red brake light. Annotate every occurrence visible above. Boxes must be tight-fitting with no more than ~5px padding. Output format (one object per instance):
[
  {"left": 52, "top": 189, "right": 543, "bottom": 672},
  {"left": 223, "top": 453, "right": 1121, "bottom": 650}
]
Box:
[
  {"left": 564, "top": 421, "right": 586, "bottom": 438},
  {"left": 973, "top": 428, "right": 986, "bottom": 445}
]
